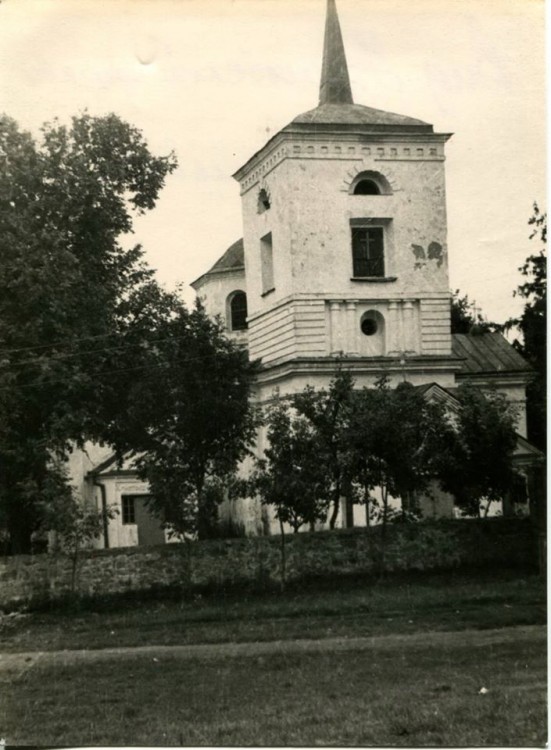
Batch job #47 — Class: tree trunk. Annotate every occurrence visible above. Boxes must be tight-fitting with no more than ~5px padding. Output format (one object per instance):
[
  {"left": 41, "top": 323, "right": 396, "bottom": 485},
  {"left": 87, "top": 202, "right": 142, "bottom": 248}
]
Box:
[
  {"left": 343, "top": 479, "right": 354, "bottom": 528},
  {"left": 70, "top": 544, "right": 79, "bottom": 594},
  {"left": 364, "top": 484, "right": 370, "bottom": 528},
  {"left": 196, "top": 479, "right": 215, "bottom": 540},
  {"left": 380, "top": 485, "right": 389, "bottom": 576},
  {"left": 278, "top": 518, "right": 286, "bottom": 591},
  {"left": 329, "top": 484, "right": 340, "bottom": 529}
]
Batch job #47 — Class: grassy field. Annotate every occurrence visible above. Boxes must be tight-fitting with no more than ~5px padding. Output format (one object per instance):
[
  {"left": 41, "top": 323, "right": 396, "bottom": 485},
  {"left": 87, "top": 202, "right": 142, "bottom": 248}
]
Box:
[
  {"left": 0, "top": 569, "right": 545, "bottom": 652},
  {"left": 0, "top": 569, "right": 547, "bottom": 746},
  {"left": 1, "top": 627, "right": 546, "bottom": 746}
]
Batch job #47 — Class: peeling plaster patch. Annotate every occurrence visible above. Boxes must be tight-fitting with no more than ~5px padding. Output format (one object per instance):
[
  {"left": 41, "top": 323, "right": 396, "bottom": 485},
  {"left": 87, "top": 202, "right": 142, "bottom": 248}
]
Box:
[
  {"left": 412, "top": 241, "right": 444, "bottom": 270},
  {"left": 428, "top": 241, "right": 444, "bottom": 267},
  {"left": 411, "top": 243, "right": 426, "bottom": 270}
]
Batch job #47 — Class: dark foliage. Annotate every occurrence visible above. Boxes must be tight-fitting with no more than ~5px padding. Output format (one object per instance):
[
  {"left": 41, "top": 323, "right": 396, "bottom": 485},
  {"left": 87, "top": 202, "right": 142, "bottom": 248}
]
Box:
[
  {"left": 506, "top": 203, "right": 546, "bottom": 450},
  {"left": 0, "top": 113, "right": 177, "bottom": 552}
]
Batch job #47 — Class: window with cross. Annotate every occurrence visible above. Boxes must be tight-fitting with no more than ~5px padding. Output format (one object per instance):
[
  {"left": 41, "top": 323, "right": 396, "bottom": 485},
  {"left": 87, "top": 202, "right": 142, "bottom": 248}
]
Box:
[{"left": 351, "top": 227, "right": 385, "bottom": 277}]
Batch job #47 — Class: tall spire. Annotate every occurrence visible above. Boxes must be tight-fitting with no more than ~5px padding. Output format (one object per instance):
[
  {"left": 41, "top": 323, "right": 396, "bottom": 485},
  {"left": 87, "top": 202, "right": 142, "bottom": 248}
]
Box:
[{"left": 319, "top": 0, "right": 354, "bottom": 106}]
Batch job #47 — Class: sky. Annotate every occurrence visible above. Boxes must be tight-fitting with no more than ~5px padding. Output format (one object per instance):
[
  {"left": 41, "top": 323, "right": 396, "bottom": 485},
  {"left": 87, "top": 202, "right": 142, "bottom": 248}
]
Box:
[{"left": 0, "top": 0, "right": 545, "bottom": 323}]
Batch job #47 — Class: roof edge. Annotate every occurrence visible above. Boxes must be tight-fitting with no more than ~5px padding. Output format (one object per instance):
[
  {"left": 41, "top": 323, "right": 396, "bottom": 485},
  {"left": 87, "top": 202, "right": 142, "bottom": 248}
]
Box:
[
  {"left": 233, "top": 127, "right": 452, "bottom": 183},
  {"left": 191, "top": 264, "right": 245, "bottom": 290}
]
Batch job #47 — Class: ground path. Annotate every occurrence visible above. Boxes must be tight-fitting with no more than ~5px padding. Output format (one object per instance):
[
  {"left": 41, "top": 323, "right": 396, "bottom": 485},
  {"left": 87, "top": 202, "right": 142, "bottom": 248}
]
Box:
[{"left": 0, "top": 624, "right": 546, "bottom": 676}]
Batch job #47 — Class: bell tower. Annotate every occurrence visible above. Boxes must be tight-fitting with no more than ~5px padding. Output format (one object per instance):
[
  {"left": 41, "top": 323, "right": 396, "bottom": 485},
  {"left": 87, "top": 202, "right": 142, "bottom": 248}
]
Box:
[{"left": 233, "top": 0, "right": 459, "bottom": 396}]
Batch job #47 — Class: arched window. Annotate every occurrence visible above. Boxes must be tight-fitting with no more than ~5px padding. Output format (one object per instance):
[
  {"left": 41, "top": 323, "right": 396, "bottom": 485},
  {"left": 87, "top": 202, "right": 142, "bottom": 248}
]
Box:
[
  {"left": 354, "top": 179, "right": 380, "bottom": 195},
  {"left": 349, "top": 170, "right": 391, "bottom": 196},
  {"left": 229, "top": 291, "right": 248, "bottom": 331}
]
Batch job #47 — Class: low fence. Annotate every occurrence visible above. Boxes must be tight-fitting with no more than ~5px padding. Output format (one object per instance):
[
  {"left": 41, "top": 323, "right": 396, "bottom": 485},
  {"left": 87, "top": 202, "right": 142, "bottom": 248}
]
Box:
[{"left": 0, "top": 518, "right": 537, "bottom": 609}]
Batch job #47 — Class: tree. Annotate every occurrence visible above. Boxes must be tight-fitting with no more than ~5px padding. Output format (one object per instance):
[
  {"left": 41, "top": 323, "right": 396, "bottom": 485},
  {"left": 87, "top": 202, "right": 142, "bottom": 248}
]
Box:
[
  {"left": 0, "top": 113, "right": 177, "bottom": 553},
  {"left": 250, "top": 399, "right": 331, "bottom": 534},
  {"left": 293, "top": 368, "right": 355, "bottom": 528},
  {"left": 436, "top": 382, "right": 519, "bottom": 517},
  {"left": 345, "top": 379, "right": 449, "bottom": 565},
  {"left": 116, "top": 302, "right": 260, "bottom": 540},
  {"left": 450, "top": 290, "right": 499, "bottom": 334},
  {"left": 249, "top": 397, "right": 332, "bottom": 586},
  {"left": 506, "top": 203, "right": 546, "bottom": 450},
  {"left": 42, "top": 475, "right": 118, "bottom": 593}
]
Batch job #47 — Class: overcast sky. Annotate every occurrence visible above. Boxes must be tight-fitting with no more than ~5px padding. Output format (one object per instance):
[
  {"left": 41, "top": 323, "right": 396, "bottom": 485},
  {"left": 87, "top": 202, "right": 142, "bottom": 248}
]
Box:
[{"left": 0, "top": 0, "right": 545, "bottom": 323}]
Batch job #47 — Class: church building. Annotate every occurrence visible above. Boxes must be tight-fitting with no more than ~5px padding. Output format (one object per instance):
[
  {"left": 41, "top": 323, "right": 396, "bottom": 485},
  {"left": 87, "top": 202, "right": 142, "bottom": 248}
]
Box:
[
  {"left": 190, "top": 0, "right": 538, "bottom": 529},
  {"left": 80, "top": 0, "right": 541, "bottom": 546}
]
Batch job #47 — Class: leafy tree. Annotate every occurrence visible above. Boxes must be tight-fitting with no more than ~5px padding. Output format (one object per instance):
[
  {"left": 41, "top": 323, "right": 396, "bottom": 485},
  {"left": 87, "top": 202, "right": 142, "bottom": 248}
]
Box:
[
  {"left": 0, "top": 113, "right": 177, "bottom": 553},
  {"left": 250, "top": 399, "right": 331, "bottom": 534},
  {"left": 506, "top": 203, "right": 546, "bottom": 450},
  {"left": 293, "top": 368, "right": 355, "bottom": 528},
  {"left": 249, "top": 397, "right": 332, "bottom": 585},
  {"left": 436, "top": 382, "right": 519, "bottom": 516},
  {"left": 43, "top": 476, "right": 118, "bottom": 593},
  {"left": 345, "top": 379, "right": 449, "bottom": 564},
  {"left": 450, "top": 290, "right": 499, "bottom": 334},
  {"left": 116, "top": 302, "right": 260, "bottom": 540}
]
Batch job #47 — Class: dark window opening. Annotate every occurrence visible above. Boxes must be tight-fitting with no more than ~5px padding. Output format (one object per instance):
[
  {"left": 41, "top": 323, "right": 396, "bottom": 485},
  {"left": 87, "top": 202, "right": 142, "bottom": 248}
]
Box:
[
  {"left": 352, "top": 227, "right": 385, "bottom": 277},
  {"left": 257, "top": 189, "right": 271, "bottom": 213},
  {"left": 121, "top": 495, "right": 136, "bottom": 524},
  {"left": 230, "top": 291, "right": 248, "bottom": 331},
  {"left": 261, "top": 232, "right": 274, "bottom": 293},
  {"left": 354, "top": 179, "right": 380, "bottom": 195},
  {"left": 361, "top": 318, "right": 378, "bottom": 336}
]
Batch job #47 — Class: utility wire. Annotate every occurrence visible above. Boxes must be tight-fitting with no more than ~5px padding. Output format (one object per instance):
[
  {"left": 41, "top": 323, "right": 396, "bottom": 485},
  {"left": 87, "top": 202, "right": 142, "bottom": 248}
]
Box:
[
  {"left": 0, "top": 347, "right": 248, "bottom": 395},
  {"left": 0, "top": 329, "right": 217, "bottom": 369},
  {"left": 0, "top": 330, "right": 127, "bottom": 355}
]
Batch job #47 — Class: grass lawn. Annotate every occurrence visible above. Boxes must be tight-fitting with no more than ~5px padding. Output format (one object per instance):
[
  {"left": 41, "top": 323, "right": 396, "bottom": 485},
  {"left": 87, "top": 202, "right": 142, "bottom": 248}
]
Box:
[
  {"left": 0, "top": 568, "right": 545, "bottom": 652},
  {"left": 0, "top": 569, "right": 546, "bottom": 746},
  {"left": 1, "top": 627, "right": 546, "bottom": 746}
]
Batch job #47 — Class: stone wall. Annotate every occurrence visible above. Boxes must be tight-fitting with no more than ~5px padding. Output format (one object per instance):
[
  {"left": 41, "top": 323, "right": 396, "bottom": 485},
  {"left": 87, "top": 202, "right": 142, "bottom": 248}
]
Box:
[{"left": 0, "top": 519, "right": 537, "bottom": 609}]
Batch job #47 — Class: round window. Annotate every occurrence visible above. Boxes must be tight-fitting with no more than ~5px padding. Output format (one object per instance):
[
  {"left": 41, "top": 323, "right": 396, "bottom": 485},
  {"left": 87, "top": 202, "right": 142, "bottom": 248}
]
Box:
[{"left": 361, "top": 317, "right": 378, "bottom": 336}]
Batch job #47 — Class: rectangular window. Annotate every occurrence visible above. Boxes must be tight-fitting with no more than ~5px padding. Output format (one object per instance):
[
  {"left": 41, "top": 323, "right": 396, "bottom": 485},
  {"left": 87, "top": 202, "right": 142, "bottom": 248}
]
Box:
[
  {"left": 121, "top": 495, "right": 136, "bottom": 525},
  {"left": 260, "top": 232, "right": 274, "bottom": 294},
  {"left": 351, "top": 227, "right": 385, "bottom": 278}
]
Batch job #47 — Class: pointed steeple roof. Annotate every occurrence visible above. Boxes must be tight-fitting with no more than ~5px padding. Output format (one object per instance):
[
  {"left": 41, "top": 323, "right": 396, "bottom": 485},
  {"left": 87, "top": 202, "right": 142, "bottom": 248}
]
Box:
[
  {"left": 319, "top": 0, "right": 353, "bottom": 105},
  {"left": 233, "top": 0, "right": 448, "bottom": 182}
]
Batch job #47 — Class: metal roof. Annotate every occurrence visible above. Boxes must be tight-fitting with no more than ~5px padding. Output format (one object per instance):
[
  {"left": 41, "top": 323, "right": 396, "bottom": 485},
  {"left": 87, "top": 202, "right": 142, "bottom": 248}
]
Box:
[
  {"left": 452, "top": 333, "right": 532, "bottom": 375},
  {"left": 290, "top": 103, "right": 432, "bottom": 129},
  {"left": 190, "top": 238, "right": 244, "bottom": 289},
  {"left": 205, "top": 238, "right": 244, "bottom": 274}
]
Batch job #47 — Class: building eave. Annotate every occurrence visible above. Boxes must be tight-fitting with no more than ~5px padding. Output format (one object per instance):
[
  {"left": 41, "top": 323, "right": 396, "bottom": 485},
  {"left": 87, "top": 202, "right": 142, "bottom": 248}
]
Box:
[
  {"left": 254, "top": 355, "right": 464, "bottom": 388},
  {"left": 191, "top": 265, "right": 245, "bottom": 290},
  {"left": 455, "top": 370, "right": 533, "bottom": 386},
  {"left": 232, "top": 127, "right": 452, "bottom": 184}
]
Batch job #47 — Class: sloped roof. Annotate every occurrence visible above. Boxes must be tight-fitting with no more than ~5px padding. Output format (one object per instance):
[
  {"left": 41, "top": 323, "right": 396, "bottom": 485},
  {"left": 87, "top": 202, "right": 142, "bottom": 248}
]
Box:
[
  {"left": 415, "top": 382, "right": 461, "bottom": 411},
  {"left": 298, "top": 1, "right": 432, "bottom": 132},
  {"left": 87, "top": 451, "right": 140, "bottom": 477},
  {"left": 190, "top": 238, "right": 245, "bottom": 289},
  {"left": 205, "top": 238, "right": 244, "bottom": 274},
  {"left": 452, "top": 333, "right": 532, "bottom": 375},
  {"left": 289, "top": 103, "right": 432, "bottom": 131},
  {"left": 514, "top": 433, "right": 545, "bottom": 463}
]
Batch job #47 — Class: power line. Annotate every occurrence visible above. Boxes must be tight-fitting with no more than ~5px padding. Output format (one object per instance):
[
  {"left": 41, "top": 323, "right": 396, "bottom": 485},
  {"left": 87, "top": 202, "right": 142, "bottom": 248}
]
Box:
[
  {"left": 0, "top": 330, "right": 125, "bottom": 355},
  {"left": 0, "top": 330, "right": 208, "bottom": 369},
  {"left": 0, "top": 346, "right": 249, "bottom": 395}
]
